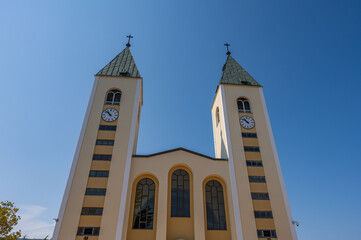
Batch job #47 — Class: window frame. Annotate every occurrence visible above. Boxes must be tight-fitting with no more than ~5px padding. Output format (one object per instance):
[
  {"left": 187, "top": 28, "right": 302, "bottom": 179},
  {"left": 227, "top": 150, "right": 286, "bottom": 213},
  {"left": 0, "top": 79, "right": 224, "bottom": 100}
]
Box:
[
  {"left": 105, "top": 89, "right": 122, "bottom": 105},
  {"left": 85, "top": 188, "right": 106, "bottom": 196},
  {"left": 132, "top": 177, "right": 156, "bottom": 230},
  {"left": 81, "top": 207, "right": 103, "bottom": 215},
  {"left": 92, "top": 154, "right": 112, "bottom": 161},
  {"left": 99, "top": 125, "right": 117, "bottom": 131},
  {"left": 215, "top": 107, "right": 220, "bottom": 126},
  {"left": 251, "top": 192, "right": 270, "bottom": 200},
  {"left": 249, "top": 176, "right": 266, "bottom": 183},
  {"left": 204, "top": 179, "right": 227, "bottom": 230},
  {"left": 244, "top": 146, "right": 260, "bottom": 152},
  {"left": 77, "top": 227, "right": 100, "bottom": 236},
  {"left": 95, "top": 139, "right": 114, "bottom": 146},
  {"left": 242, "top": 132, "right": 257, "bottom": 138},
  {"left": 170, "top": 169, "right": 190, "bottom": 217},
  {"left": 237, "top": 97, "right": 252, "bottom": 113},
  {"left": 89, "top": 170, "right": 109, "bottom": 178},
  {"left": 246, "top": 160, "right": 263, "bottom": 167},
  {"left": 254, "top": 211, "right": 273, "bottom": 219},
  {"left": 257, "top": 229, "right": 277, "bottom": 238}
]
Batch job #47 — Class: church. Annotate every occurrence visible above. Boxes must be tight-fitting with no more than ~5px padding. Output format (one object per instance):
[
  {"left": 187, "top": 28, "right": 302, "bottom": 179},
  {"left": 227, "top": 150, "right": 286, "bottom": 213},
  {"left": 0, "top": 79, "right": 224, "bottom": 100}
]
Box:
[{"left": 52, "top": 38, "right": 298, "bottom": 240}]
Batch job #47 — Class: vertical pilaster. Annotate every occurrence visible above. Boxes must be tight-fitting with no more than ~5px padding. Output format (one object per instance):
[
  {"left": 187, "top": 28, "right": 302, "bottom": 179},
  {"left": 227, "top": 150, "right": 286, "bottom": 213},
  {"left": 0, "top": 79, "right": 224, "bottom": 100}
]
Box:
[
  {"left": 115, "top": 79, "right": 142, "bottom": 240},
  {"left": 220, "top": 85, "right": 244, "bottom": 240},
  {"left": 193, "top": 175, "right": 206, "bottom": 240},
  {"left": 155, "top": 173, "right": 168, "bottom": 240}
]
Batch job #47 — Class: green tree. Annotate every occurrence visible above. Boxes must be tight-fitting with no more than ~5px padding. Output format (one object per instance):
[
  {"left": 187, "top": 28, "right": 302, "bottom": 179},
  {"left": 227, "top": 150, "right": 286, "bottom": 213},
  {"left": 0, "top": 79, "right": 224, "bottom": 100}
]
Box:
[{"left": 0, "top": 201, "right": 21, "bottom": 240}]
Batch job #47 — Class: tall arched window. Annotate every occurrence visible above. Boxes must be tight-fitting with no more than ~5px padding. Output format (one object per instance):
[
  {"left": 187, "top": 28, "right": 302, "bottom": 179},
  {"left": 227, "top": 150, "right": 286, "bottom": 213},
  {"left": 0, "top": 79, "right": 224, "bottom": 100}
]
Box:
[
  {"left": 132, "top": 178, "right": 155, "bottom": 229},
  {"left": 205, "top": 180, "right": 227, "bottom": 230},
  {"left": 216, "top": 107, "right": 220, "bottom": 126},
  {"left": 171, "top": 169, "right": 190, "bottom": 217},
  {"left": 105, "top": 89, "right": 122, "bottom": 105},
  {"left": 237, "top": 97, "right": 251, "bottom": 113}
]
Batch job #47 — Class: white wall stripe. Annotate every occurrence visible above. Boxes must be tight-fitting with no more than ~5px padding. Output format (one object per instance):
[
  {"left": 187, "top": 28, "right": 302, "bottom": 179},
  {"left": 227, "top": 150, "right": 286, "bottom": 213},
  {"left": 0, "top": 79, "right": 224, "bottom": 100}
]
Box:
[
  {"left": 115, "top": 79, "right": 142, "bottom": 240},
  {"left": 259, "top": 88, "right": 298, "bottom": 240},
  {"left": 220, "top": 86, "right": 244, "bottom": 240},
  {"left": 52, "top": 77, "right": 99, "bottom": 240}
]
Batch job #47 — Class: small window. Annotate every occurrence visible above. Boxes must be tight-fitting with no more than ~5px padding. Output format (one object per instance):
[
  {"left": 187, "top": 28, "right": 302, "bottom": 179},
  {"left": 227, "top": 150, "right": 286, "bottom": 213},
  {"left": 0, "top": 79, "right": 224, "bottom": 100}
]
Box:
[
  {"left": 85, "top": 188, "right": 106, "bottom": 196},
  {"left": 171, "top": 169, "right": 190, "bottom": 217},
  {"left": 237, "top": 97, "right": 252, "bottom": 113},
  {"left": 242, "top": 132, "right": 257, "bottom": 138},
  {"left": 244, "top": 146, "right": 260, "bottom": 152},
  {"left": 105, "top": 89, "right": 122, "bottom": 105},
  {"left": 263, "top": 230, "right": 271, "bottom": 237},
  {"left": 205, "top": 180, "right": 227, "bottom": 230},
  {"left": 77, "top": 227, "right": 100, "bottom": 236},
  {"left": 257, "top": 230, "right": 277, "bottom": 238},
  {"left": 132, "top": 178, "right": 156, "bottom": 229},
  {"left": 246, "top": 161, "right": 263, "bottom": 167},
  {"left": 92, "top": 154, "right": 112, "bottom": 161},
  {"left": 254, "top": 211, "right": 273, "bottom": 218},
  {"left": 216, "top": 107, "right": 220, "bottom": 126},
  {"left": 96, "top": 140, "right": 114, "bottom": 146},
  {"left": 89, "top": 171, "right": 109, "bottom": 178},
  {"left": 99, "top": 125, "right": 117, "bottom": 131},
  {"left": 249, "top": 176, "right": 266, "bottom": 183},
  {"left": 81, "top": 207, "right": 103, "bottom": 215},
  {"left": 251, "top": 192, "right": 270, "bottom": 200}
]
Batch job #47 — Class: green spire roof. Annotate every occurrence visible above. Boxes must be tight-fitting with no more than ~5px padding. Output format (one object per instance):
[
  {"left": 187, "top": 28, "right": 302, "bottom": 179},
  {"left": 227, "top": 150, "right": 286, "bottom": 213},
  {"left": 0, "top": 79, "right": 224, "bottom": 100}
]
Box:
[
  {"left": 220, "top": 55, "right": 261, "bottom": 86},
  {"left": 96, "top": 47, "right": 141, "bottom": 78}
]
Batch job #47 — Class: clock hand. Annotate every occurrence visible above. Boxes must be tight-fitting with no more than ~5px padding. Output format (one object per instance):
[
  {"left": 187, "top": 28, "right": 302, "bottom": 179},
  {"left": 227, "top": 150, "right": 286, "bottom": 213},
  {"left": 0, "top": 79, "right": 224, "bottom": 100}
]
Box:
[
  {"left": 106, "top": 110, "right": 112, "bottom": 117},
  {"left": 244, "top": 119, "right": 250, "bottom": 124}
]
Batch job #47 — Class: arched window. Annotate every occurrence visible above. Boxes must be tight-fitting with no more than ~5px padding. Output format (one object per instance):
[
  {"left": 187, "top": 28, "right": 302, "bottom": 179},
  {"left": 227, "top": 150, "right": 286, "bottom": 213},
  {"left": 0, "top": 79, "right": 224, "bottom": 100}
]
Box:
[
  {"left": 132, "top": 178, "right": 155, "bottom": 229},
  {"left": 105, "top": 89, "right": 121, "bottom": 105},
  {"left": 205, "top": 180, "right": 227, "bottom": 230},
  {"left": 237, "top": 97, "right": 251, "bottom": 113},
  {"left": 171, "top": 169, "right": 190, "bottom": 217},
  {"left": 216, "top": 107, "right": 220, "bottom": 126}
]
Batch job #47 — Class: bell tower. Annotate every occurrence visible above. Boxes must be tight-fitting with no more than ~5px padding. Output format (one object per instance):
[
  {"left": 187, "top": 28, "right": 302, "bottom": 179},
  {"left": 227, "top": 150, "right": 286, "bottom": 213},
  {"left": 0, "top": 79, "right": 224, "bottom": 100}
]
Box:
[
  {"left": 53, "top": 38, "right": 143, "bottom": 240},
  {"left": 211, "top": 47, "right": 298, "bottom": 239}
]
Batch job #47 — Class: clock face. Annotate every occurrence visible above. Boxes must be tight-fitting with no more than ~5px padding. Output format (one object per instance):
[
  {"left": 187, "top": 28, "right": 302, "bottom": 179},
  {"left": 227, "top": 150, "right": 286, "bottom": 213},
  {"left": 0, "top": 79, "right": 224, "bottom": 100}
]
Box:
[
  {"left": 240, "top": 115, "right": 255, "bottom": 129},
  {"left": 101, "top": 108, "right": 119, "bottom": 122}
]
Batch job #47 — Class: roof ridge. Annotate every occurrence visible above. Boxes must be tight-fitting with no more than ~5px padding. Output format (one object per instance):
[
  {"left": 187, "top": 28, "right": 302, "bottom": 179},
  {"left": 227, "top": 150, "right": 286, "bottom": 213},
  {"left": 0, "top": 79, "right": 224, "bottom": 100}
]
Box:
[{"left": 133, "top": 147, "right": 228, "bottom": 161}]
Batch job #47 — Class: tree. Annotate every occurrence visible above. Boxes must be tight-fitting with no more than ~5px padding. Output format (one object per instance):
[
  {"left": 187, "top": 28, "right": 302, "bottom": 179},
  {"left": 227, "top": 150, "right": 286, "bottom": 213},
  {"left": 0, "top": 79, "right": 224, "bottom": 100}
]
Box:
[{"left": 0, "top": 201, "right": 21, "bottom": 240}]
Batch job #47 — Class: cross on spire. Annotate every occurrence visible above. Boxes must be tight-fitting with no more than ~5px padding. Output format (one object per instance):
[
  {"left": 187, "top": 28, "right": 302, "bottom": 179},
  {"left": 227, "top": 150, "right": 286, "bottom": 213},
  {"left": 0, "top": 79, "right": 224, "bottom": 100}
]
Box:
[
  {"left": 126, "top": 34, "right": 134, "bottom": 47},
  {"left": 224, "top": 42, "right": 231, "bottom": 55}
]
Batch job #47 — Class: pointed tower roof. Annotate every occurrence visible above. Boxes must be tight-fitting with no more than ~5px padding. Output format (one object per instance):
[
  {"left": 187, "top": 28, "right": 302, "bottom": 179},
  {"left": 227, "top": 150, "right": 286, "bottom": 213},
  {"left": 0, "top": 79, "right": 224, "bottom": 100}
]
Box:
[
  {"left": 220, "top": 55, "right": 261, "bottom": 86},
  {"left": 96, "top": 47, "right": 141, "bottom": 78}
]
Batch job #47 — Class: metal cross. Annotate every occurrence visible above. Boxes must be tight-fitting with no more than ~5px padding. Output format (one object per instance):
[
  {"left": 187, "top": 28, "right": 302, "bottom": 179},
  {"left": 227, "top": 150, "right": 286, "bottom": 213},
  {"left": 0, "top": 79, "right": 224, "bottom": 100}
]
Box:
[
  {"left": 224, "top": 42, "right": 231, "bottom": 55},
  {"left": 126, "top": 34, "right": 134, "bottom": 47}
]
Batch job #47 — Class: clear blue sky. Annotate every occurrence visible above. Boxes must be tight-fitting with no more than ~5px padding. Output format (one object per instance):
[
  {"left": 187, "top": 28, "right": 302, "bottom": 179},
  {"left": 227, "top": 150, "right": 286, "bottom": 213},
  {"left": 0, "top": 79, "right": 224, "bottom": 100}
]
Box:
[{"left": 1, "top": 0, "right": 360, "bottom": 239}]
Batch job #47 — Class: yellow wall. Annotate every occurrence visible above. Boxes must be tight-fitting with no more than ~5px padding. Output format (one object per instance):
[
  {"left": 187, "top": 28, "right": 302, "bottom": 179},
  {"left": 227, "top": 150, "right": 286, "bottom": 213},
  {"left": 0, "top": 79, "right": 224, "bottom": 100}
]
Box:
[{"left": 123, "top": 150, "right": 234, "bottom": 240}]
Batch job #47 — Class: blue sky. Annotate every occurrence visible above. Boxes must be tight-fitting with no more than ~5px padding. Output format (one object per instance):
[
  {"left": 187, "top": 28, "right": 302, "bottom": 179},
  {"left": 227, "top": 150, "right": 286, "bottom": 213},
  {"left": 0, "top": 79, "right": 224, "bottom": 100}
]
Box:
[{"left": 1, "top": 0, "right": 361, "bottom": 239}]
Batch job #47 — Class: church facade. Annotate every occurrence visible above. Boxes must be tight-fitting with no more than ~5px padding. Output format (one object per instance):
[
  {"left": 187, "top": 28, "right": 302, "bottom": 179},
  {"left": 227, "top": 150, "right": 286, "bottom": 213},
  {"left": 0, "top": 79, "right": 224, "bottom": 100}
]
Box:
[{"left": 52, "top": 43, "right": 298, "bottom": 240}]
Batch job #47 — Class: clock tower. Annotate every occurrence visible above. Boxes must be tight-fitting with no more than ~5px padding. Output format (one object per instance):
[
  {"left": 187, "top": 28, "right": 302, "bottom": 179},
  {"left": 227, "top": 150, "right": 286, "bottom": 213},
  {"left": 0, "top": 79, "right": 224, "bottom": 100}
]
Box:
[
  {"left": 53, "top": 42, "right": 143, "bottom": 240},
  {"left": 211, "top": 51, "right": 297, "bottom": 239}
]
